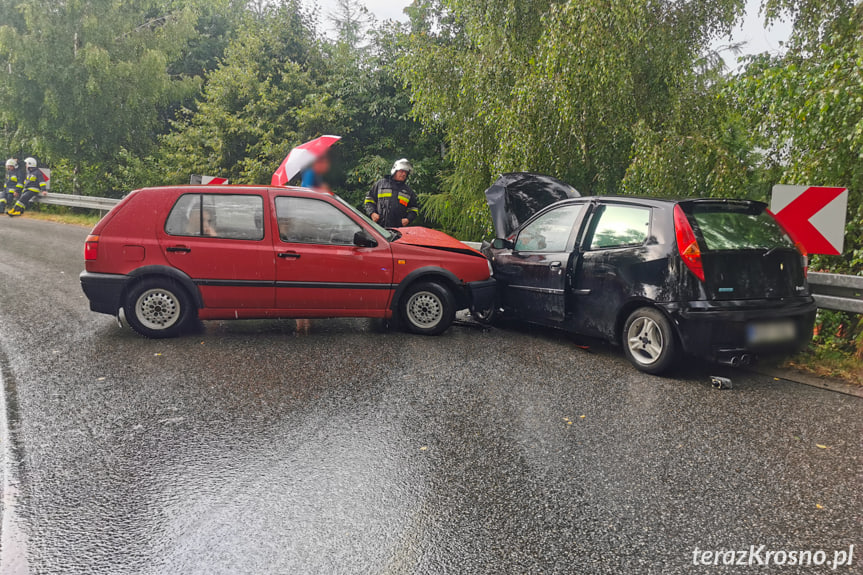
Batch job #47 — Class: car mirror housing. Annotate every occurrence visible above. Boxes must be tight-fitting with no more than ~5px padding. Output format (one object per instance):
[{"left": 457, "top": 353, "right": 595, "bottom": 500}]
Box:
[
  {"left": 354, "top": 230, "right": 378, "bottom": 248},
  {"left": 491, "top": 238, "right": 514, "bottom": 250}
]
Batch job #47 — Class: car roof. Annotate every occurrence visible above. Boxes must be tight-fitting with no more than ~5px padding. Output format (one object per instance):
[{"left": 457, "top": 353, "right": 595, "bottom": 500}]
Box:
[
  {"left": 130, "top": 185, "right": 334, "bottom": 197},
  {"left": 557, "top": 196, "right": 764, "bottom": 208}
]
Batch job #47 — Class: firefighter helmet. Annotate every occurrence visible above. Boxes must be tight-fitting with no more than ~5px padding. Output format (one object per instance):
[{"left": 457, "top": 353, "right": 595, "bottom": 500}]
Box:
[
  {"left": 5, "top": 158, "right": 17, "bottom": 169},
  {"left": 391, "top": 159, "right": 413, "bottom": 176},
  {"left": 24, "top": 157, "right": 37, "bottom": 169}
]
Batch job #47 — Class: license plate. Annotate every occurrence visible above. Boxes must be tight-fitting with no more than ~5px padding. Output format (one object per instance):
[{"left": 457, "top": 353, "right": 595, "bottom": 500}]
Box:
[{"left": 747, "top": 321, "right": 796, "bottom": 345}]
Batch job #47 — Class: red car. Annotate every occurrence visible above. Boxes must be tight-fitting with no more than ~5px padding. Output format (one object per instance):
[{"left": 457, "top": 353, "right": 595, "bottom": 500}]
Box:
[{"left": 80, "top": 186, "right": 495, "bottom": 338}]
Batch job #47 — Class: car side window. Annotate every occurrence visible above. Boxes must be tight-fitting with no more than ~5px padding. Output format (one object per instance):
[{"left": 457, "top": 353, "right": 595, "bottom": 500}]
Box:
[
  {"left": 276, "top": 197, "right": 362, "bottom": 246},
  {"left": 588, "top": 205, "right": 651, "bottom": 250},
  {"left": 515, "top": 204, "right": 584, "bottom": 252},
  {"left": 165, "top": 194, "right": 264, "bottom": 241}
]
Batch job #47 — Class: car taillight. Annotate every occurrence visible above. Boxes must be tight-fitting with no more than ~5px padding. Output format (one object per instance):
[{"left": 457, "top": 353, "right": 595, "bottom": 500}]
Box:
[
  {"left": 84, "top": 235, "right": 99, "bottom": 261},
  {"left": 673, "top": 205, "right": 705, "bottom": 282},
  {"left": 766, "top": 209, "right": 809, "bottom": 277}
]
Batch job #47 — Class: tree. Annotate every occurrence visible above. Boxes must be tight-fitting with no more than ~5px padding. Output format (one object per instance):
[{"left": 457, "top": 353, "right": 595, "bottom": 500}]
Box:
[
  {"left": 329, "top": 0, "right": 374, "bottom": 50},
  {"left": 398, "top": 0, "right": 750, "bottom": 239},
  {"left": 0, "top": 0, "right": 210, "bottom": 192},
  {"left": 160, "top": 1, "right": 324, "bottom": 185}
]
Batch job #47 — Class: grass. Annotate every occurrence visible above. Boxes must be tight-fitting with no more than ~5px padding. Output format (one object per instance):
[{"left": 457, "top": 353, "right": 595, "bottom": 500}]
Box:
[
  {"left": 782, "top": 347, "right": 863, "bottom": 387},
  {"left": 22, "top": 209, "right": 102, "bottom": 228}
]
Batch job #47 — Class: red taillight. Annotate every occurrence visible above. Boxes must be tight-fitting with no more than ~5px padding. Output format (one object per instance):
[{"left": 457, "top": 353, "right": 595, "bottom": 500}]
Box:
[
  {"left": 84, "top": 235, "right": 99, "bottom": 261},
  {"left": 766, "top": 209, "right": 809, "bottom": 277},
  {"left": 673, "top": 205, "right": 705, "bottom": 282}
]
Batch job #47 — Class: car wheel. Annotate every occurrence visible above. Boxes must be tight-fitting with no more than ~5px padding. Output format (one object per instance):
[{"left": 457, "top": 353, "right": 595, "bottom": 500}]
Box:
[
  {"left": 622, "top": 307, "right": 679, "bottom": 375},
  {"left": 124, "top": 278, "right": 194, "bottom": 339},
  {"left": 400, "top": 281, "right": 456, "bottom": 336}
]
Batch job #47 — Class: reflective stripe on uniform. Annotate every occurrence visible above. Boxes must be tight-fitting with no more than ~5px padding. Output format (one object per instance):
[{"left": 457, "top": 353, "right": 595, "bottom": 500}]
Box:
[
  {"left": 378, "top": 191, "right": 393, "bottom": 198},
  {"left": 364, "top": 198, "right": 375, "bottom": 204}
]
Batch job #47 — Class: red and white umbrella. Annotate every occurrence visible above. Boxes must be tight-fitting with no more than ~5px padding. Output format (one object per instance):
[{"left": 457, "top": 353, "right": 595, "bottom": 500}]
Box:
[{"left": 271, "top": 135, "right": 341, "bottom": 186}]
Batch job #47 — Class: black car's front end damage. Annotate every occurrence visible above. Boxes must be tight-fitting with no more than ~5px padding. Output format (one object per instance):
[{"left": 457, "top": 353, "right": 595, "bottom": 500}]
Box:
[{"left": 485, "top": 172, "right": 580, "bottom": 239}]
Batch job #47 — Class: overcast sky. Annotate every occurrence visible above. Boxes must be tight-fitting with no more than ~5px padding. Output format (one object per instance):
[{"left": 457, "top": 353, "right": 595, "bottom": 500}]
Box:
[{"left": 309, "top": 0, "right": 792, "bottom": 64}]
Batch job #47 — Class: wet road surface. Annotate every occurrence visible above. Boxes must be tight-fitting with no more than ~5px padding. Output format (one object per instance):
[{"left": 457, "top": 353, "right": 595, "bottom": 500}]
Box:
[{"left": 0, "top": 217, "right": 861, "bottom": 574}]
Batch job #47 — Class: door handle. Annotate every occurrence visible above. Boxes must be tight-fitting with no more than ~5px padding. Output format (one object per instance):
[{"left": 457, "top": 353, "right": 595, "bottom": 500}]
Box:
[
  {"left": 549, "top": 261, "right": 562, "bottom": 269},
  {"left": 166, "top": 246, "right": 191, "bottom": 254},
  {"left": 278, "top": 252, "right": 301, "bottom": 260}
]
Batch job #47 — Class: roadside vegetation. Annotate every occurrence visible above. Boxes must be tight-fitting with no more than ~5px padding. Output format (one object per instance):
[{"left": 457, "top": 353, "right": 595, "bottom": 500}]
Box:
[{"left": 0, "top": 0, "right": 859, "bottom": 374}]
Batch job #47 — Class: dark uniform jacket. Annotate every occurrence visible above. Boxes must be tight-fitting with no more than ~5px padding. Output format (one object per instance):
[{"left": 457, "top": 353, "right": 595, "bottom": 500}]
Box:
[
  {"left": 22, "top": 168, "right": 47, "bottom": 194},
  {"left": 363, "top": 176, "right": 419, "bottom": 228},
  {"left": 5, "top": 169, "right": 22, "bottom": 194}
]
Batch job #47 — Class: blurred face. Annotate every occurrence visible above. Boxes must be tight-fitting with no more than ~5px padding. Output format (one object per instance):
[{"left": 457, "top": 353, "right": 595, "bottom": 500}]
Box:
[
  {"left": 312, "top": 155, "right": 331, "bottom": 175},
  {"left": 393, "top": 170, "right": 408, "bottom": 182},
  {"left": 6, "top": 165, "right": 14, "bottom": 172}
]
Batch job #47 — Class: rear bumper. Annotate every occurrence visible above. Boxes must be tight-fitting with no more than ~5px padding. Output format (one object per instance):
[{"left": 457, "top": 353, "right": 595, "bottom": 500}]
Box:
[
  {"left": 80, "top": 271, "right": 128, "bottom": 315},
  {"left": 660, "top": 297, "right": 817, "bottom": 362},
  {"left": 466, "top": 279, "right": 497, "bottom": 313}
]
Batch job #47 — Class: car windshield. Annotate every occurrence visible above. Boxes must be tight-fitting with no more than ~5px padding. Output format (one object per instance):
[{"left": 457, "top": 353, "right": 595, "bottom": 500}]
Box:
[
  {"left": 333, "top": 194, "right": 396, "bottom": 241},
  {"left": 689, "top": 204, "right": 794, "bottom": 252}
]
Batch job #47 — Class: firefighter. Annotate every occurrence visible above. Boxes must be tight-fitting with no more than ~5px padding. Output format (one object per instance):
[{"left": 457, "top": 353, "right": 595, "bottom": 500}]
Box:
[
  {"left": 7, "top": 157, "right": 47, "bottom": 217},
  {"left": 1, "top": 159, "right": 23, "bottom": 214},
  {"left": 364, "top": 159, "right": 419, "bottom": 228}
]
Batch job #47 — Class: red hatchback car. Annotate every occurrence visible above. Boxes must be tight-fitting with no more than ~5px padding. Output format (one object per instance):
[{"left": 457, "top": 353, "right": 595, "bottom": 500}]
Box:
[{"left": 80, "top": 186, "right": 495, "bottom": 338}]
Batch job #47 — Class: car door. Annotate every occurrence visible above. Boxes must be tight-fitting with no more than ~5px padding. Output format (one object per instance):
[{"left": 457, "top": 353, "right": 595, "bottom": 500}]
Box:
[
  {"left": 159, "top": 192, "right": 275, "bottom": 309},
  {"left": 493, "top": 202, "right": 586, "bottom": 324},
  {"left": 570, "top": 202, "right": 653, "bottom": 338},
  {"left": 272, "top": 195, "right": 394, "bottom": 314}
]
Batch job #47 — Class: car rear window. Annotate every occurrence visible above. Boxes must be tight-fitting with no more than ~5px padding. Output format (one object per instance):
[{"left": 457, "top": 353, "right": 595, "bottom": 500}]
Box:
[
  {"left": 165, "top": 194, "right": 264, "bottom": 241},
  {"left": 689, "top": 205, "right": 794, "bottom": 251}
]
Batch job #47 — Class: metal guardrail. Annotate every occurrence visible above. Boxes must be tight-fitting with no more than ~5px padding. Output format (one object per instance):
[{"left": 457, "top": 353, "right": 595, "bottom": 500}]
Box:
[
  {"left": 808, "top": 272, "right": 863, "bottom": 314},
  {"left": 36, "top": 192, "right": 121, "bottom": 211}
]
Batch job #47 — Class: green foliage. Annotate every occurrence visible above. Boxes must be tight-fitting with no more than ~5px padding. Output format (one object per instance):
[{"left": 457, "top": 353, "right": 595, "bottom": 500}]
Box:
[
  {"left": 398, "top": 0, "right": 749, "bottom": 239},
  {"left": 0, "top": 0, "right": 206, "bottom": 178},
  {"left": 729, "top": 3, "right": 863, "bottom": 276},
  {"left": 161, "top": 0, "right": 446, "bottom": 205}
]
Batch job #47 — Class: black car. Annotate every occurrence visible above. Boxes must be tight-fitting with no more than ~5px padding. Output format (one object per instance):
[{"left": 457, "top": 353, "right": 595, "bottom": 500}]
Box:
[{"left": 481, "top": 175, "right": 817, "bottom": 374}]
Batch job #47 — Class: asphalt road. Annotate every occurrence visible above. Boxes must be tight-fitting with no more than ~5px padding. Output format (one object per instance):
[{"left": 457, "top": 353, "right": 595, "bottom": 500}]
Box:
[{"left": 0, "top": 217, "right": 860, "bottom": 575}]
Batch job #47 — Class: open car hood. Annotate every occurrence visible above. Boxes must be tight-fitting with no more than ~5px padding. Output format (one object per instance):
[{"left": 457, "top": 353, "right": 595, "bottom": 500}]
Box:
[
  {"left": 484, "top": 173, "right": 580, "bottom": 239},
  {"left": 393, "top": 227, "right": 485, "bottom": 258}
]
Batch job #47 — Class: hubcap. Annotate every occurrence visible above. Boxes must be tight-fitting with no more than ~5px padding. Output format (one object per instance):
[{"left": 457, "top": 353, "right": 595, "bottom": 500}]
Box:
[
  {"left": 406, "top": 291, "right": 444, "bottom": 329},
  {"left": 627, "top": 316, "right": 664, "bottom": 365},
  {"left": 136, "top": 289, "right": 181, "bottom": 331}
]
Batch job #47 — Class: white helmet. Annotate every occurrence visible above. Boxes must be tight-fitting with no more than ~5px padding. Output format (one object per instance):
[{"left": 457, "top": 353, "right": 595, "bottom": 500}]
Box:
[
  {"left": 391, "top": 158, "right": 413, "bottom": 176},
  {"left": 24, "top": 157, "right": 37, "bottom": 169},
  {"left": 5, "top": 158, "right": 17, "bottom": 169}
]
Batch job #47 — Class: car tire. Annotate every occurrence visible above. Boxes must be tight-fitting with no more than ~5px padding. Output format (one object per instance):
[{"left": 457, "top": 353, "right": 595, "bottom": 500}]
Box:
[
  {"left": 400, "top": 281, "right": 456, "bottom": 336},
  {"left": 622, "top": 307, "right": 679, "bottom": 375},
  {"left": 124, "top": 278, "right": 194, "bottom": 339}
]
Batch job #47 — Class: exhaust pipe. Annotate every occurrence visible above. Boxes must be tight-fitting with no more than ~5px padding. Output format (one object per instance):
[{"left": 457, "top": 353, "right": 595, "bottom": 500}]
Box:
[{"left": 718, "top": 356, "right": 741, "bottom": 367}]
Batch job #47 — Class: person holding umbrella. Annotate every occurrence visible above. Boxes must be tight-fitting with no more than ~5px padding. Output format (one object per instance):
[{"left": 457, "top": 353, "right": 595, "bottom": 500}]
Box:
[
  {"left": 364, "top": 159, "right": 419, "bottom": 228},
  {"left": 299, "top": 154, "right": 332, "bottom": 191},
  {"left": 271, "top": 135, "right": 342, "bottom": 335},
  {"left": 271, "top": 135, "right": 341, "bottom": 189}
]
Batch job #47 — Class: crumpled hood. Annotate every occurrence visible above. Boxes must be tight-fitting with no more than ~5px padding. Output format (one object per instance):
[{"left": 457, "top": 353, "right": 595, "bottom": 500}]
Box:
[
  {"left": 485, "top": 172, "right": 580, "bottom": 239},
  {"left": 393, "top": 227, "right": 484, "bottom": 257}
]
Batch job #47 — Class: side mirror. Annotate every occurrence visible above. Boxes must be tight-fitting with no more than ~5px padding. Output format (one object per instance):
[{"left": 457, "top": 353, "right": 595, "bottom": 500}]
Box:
[
  {"left": 354, "top": 230, "right": 378, "bottom": 248},
  {"left": 491, "top": 238, "right": 514, "bottom": 250}
]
